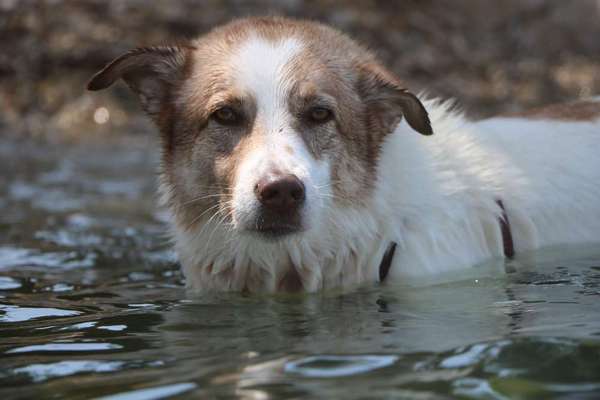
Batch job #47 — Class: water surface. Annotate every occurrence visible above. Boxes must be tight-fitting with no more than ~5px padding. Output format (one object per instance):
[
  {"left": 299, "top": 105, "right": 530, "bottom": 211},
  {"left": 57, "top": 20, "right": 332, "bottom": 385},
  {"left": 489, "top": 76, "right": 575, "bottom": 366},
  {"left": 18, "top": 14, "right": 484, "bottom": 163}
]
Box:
[{"left": 1, "top": 136, "right": 600, "bottom": 399}]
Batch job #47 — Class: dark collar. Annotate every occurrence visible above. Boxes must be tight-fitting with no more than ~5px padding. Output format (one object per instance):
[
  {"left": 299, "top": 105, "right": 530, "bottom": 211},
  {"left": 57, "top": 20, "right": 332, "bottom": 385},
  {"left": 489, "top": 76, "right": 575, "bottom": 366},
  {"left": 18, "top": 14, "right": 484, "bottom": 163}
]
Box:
[
  {"left": 378, "top": 200, "right": 515, "bottom": 283},
  {"left": 496, "top": 199, "right": 515, "bottom": 258},
  {"left": 378, "top": 242, "right": 397, "bottom": 282}
]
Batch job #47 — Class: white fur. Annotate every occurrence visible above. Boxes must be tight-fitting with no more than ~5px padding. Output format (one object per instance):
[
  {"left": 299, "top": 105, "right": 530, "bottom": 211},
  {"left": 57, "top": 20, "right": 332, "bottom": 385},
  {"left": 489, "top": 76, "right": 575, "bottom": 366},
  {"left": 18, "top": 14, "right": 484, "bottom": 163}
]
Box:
[
  {"left": 228, "top": 36, "right": 330, "bottom": 232},
  {"left": 232, "top": 36, "right": 301, "bottom": 121},
  {"left": 171, "top": 37, "right": 600, "bottom": 292},
  {"left": 382, "top": 100, "right": 600, "bottom": 280}
]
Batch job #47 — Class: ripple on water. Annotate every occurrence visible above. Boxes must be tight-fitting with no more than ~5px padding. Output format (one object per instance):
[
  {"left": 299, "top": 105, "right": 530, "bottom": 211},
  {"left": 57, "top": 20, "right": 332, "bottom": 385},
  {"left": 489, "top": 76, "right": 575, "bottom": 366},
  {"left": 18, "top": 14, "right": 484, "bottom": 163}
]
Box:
[
  {"left": 97, "top": 382, "right": 198, "bottom": 400},
  {"left": 48, "top": 283, "right": 75, "bottom": 292},
  {"left": 440, "top": 341, "right": 509, "bottom": 369},
  {"left": 284, "top": 355, "right": 399, "bottom": 378},
  {"left": 426, "top": 338, "right": 600, "bottom": 398},
  {"left": 453, "top": 377, "right": 504, "bottom": 399},
  {"left": 454, "top": 376, "right": 600, "bottom": 399},
  {"left": 0, "top": 246, "right": 96, "bottom": 270},
  {"left": 13, "top": 360, "right": 124, "bottom": 383},
  {"left": 6, "top": 342, "right": 123, "bottom": 354},
  {"left": 0, "top": 304, "right": 81, "bottom": 323},
  {"left": 58, "top": 321, "right": 97, "bottom": 331},
  {"left": 0, "top": 276, "right": 22, "bottom": 290},
  {"left": 98, "top": 325, "right": 127, "bottom": 332}
]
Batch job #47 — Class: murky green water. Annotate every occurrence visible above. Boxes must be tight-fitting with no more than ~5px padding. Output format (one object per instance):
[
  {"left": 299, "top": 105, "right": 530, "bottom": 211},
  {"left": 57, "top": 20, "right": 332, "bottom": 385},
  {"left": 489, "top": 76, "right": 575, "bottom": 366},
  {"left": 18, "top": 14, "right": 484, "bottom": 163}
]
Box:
[{"left": 1, "top": 135, "right": 600, "bottom": 399}]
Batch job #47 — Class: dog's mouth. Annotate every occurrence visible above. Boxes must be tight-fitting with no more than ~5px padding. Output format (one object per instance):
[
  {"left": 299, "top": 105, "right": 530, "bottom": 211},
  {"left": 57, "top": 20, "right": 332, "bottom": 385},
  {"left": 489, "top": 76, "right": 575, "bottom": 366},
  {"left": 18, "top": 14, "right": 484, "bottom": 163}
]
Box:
[
  {"left": 245, "top": 209, "right": 304, "bottom": 239},
  {"left": 247, "top": 223, "right": 303, "bottom": 239}
]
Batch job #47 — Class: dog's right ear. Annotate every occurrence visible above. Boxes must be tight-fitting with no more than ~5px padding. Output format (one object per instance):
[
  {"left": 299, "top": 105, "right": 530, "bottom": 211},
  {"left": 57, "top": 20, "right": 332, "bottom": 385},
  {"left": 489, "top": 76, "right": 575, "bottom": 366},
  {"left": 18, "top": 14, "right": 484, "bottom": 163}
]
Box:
[
  {"left": 357, "top": 62, "right": 433, "bottom": 137},
  {"left": 87, "top": 45, "right": 192, "bottom": 116}
]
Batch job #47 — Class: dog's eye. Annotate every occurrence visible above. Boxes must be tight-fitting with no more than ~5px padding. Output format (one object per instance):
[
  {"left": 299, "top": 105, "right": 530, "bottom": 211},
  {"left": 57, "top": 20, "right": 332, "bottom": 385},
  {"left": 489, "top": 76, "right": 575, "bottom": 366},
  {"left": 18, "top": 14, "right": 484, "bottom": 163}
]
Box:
[
  {"left": 307, "top": 107, "right": 333, "bottom": 124},
  {"left": 211, "top": 107, "right": 240, "bottom": 125}
]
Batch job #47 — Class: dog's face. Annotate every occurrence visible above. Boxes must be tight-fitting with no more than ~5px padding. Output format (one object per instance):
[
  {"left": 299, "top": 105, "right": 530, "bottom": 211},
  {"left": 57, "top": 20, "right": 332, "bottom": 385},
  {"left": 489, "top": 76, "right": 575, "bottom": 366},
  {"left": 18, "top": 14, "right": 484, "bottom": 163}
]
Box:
[{"left": 89, "top": 17, "right": 431, "bottom": 242}]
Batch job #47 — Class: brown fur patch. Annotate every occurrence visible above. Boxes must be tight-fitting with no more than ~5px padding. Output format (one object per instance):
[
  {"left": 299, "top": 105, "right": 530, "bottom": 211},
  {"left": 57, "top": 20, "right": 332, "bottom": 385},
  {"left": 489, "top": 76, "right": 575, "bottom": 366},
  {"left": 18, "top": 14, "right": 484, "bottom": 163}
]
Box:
[
  {"left": 278, "top": 24, "right": 409, "bottom": 204},
  {"left": 503, "top": 100, "right": 600, "bottom": 121}
]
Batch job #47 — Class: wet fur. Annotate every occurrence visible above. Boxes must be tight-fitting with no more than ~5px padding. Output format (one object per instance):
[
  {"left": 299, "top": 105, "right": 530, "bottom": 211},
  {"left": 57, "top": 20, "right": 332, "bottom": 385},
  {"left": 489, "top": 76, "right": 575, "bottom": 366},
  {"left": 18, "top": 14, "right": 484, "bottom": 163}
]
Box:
[{"left": 88, "top": 17, "right": 600, "bottom": 293}]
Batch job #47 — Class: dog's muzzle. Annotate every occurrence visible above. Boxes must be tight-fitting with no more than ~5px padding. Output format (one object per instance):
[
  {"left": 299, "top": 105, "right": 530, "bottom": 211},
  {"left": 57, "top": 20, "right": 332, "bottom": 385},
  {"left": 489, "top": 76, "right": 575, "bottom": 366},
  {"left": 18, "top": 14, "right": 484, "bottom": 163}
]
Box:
[{"left": 252, "top": 172, "right": 305, "bottom": 237}]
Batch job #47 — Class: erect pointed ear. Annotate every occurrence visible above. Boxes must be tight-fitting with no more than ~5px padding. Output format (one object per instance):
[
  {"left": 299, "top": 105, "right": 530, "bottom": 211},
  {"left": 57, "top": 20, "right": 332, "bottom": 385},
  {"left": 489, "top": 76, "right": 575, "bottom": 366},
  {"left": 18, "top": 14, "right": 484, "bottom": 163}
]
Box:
[
  {"left": 357, "top": 63, "right": 433, "bottom": 136},
  {"left": 87, "top": 45, "right": 193, "bottom": 116}
]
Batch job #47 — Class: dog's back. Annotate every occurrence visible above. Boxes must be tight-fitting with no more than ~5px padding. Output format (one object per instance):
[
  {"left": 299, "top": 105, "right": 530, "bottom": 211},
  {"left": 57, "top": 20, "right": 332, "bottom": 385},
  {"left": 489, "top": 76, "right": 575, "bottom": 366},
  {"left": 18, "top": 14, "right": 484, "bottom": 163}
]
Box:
[
  {"left": 475, "top": 98, "right": 600, "bottom": 249},
  {"left": 379, "top": 97, "right": 600, "bottom": 279}
]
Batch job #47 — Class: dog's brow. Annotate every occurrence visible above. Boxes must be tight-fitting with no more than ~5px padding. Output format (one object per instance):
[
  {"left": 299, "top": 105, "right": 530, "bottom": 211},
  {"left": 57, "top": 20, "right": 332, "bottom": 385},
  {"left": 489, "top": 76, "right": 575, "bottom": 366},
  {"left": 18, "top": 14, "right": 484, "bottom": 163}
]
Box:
[
  {"left": 295, "top": 93, "right": 338, "bottom": 110},
  {"left": 206, "top": 93, "right": 248, "bottom": 113}
]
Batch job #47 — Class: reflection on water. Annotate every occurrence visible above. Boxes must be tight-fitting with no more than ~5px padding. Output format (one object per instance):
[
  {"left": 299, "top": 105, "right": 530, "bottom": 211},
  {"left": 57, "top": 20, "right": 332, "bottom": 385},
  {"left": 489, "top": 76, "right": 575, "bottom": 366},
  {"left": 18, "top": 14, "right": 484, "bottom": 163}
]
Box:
[
  {"left": 1, "top": 136, "right": 600, "bottom": 399},
  {"left": 285, "top": 355, "right": 399, "bottom": 377},
  {"left": 14, "top": 360, "right": 124, "bottom": 383},
  {"left": 0, "top": 305, "right": 81, "bottom": 323},
  {"left": 96, "top": 383, "right": 198, "bottom": 400},
  {"left": 7, "top": 342, "right": 124, "bottom": 354}
]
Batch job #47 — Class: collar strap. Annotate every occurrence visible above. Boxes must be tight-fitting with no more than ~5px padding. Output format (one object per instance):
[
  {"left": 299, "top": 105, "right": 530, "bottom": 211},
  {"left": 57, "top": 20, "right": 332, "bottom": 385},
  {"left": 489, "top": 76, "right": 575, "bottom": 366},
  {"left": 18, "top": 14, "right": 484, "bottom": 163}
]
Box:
[
  {"left": 496, "top": 199, "right": 515, "bottom": 258},
  {"left": 379, "top": 242, "right": 397, "bottom": 282},
  {"left": 379, "top": 200, "right": 515, "bottom": 283}
]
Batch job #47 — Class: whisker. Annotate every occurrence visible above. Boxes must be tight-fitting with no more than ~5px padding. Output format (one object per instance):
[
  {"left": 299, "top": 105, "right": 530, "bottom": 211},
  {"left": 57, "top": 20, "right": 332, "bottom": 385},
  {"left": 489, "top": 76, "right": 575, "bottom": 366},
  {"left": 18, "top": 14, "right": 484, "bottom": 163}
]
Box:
[
  {"left": 205, "top": 208, "right": 230, "bottom": 246},
  {"left": 314, "top": 178, "right": 344, "bottom": 190},
  {"left": 187, "top": 203, "right": 222, "bottom": 228},
  {"left": 180, "top": 194, "right": 223, "bottom": 207}
]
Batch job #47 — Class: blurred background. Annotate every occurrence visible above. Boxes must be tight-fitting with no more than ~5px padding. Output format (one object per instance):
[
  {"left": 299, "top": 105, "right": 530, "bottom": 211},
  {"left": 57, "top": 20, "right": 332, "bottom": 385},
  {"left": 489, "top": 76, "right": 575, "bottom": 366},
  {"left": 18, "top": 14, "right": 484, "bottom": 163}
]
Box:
[{"left": 1, "top": 0, "right": 599, "bottom": 140}]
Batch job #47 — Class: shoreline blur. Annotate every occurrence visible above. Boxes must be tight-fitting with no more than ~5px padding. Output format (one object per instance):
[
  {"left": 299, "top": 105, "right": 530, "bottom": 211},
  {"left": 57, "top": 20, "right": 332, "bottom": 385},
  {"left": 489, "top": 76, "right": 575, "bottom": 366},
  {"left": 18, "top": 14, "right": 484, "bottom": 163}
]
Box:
[{"left": 1, "top": 0, "right": 599, "bottom": 140}]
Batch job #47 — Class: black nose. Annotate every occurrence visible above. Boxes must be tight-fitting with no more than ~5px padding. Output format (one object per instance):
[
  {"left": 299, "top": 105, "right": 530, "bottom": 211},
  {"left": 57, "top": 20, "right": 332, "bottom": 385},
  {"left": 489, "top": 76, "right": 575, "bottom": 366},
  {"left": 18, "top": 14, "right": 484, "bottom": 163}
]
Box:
[{"left": 255, "top": 174, "right": 305, "bottom": 211}]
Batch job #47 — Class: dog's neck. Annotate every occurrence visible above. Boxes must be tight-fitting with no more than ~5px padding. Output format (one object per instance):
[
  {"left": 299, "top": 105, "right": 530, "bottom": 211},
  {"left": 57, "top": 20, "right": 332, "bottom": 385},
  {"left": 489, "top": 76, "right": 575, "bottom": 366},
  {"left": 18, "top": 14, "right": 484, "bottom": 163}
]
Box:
[{"left": 172, "top": 202, "right": 392, "bottom": 293}]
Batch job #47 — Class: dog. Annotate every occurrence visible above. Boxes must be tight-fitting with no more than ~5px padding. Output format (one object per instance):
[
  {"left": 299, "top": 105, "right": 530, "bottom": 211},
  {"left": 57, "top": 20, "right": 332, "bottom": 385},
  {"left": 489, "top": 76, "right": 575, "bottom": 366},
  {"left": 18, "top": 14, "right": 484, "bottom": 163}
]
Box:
[{"left": 88, "top": 16, "right": 600, "bottom": 293}]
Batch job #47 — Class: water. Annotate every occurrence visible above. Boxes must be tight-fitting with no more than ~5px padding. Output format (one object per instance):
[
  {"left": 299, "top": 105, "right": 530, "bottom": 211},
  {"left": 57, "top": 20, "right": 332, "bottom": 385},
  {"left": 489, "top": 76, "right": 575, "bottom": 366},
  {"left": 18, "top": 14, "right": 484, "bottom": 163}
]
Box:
[{"left": 1, "top": 135, "right": 600, "bottom": 399}]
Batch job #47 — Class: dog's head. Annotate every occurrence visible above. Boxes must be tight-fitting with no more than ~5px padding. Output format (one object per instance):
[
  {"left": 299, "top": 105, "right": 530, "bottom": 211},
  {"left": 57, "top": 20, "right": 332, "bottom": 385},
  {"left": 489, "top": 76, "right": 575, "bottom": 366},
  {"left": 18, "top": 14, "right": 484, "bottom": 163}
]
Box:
[{"left": 88, "top": 17, "right": 431, "bottom": 245}]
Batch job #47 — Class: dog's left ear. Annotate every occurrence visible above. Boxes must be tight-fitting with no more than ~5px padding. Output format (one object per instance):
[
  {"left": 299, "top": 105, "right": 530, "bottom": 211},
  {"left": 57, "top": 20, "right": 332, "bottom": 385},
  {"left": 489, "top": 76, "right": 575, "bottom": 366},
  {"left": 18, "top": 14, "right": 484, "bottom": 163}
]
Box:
[
  {"left": 87, "top": 45, "right": 192, "bottom": 117},
  {"left": 357, "top": 63, "right": 433, "bottom": 136}
]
